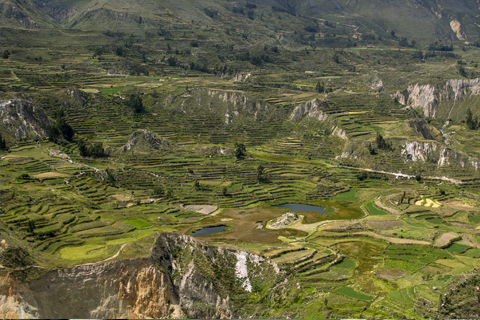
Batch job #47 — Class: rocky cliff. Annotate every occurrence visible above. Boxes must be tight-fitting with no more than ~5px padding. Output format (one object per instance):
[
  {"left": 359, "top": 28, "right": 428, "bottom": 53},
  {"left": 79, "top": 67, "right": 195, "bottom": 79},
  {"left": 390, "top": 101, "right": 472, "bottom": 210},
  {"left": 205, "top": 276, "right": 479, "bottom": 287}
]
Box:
[
  {"left": 0, "top": 233, "right": 283, "bottom": 319},
  {"left": 401, "top": 141, "right": 480, "bottom": 171},
  {"left": 207, "top": 90, "right": 271, "bottom": 124},
  {"left": 289, "top": 99, "right": 329, "bottom": 122},
  {"left": 0, "top": 99, "right": 51, "bottom": 140},
  {"left": 393, "top": 78, "right": 480, "bottom": 119},
  {"left": 119, "top": 129, "right": 170, "bottom": 154}
]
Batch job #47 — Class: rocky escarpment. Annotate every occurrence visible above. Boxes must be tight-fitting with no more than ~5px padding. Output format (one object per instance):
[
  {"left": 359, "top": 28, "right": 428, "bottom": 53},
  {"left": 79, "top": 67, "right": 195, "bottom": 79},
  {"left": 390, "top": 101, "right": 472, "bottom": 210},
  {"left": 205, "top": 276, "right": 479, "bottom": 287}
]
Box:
[
  {"left": 0, "top": 99, "right": 51, "bottom": 140},
  {"left": 207, "top": 90, "right": 272, "bottom": 125},
  {"left": 118, "top": 129, "right": 169, "bottom": 154},
  {"left": 289, "top": 99, "right": 329, "bottom": 122},
  {"left": 393, "top": 78, "right": 480, "bottom": 118},
  {"left": 0, "top": 233, "right": 283, "bottom": 319},
  {"left": 402, "top": 141, "right": 438, "bottom": 162},
  {"left": 401, "top": 141, "right": 480, "bottom": 170},
  {"left": 0, "top": 258, "right": 174, "bottom": 319},
  {"left": 289, "top": 99, "right": 347, "bottom": 140}
]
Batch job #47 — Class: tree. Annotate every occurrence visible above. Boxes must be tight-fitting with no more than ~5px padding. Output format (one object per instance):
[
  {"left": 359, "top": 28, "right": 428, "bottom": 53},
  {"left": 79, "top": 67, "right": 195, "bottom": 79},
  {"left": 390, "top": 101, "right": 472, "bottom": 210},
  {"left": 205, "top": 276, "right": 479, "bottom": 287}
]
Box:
[
  {"left": 129, "top": 93, "right": 144, "bottom": 113},
  {"left": 2, "top": 50, "right": 10, "bottom": 59},
  {"left": 90, "top": 143, "right": 105, "bottom": 157},
  {"left": 27, "top": 220, "right": 35, "bottom": 234},
  {"left": 459, "top": 65, "right": 468, "bottom": 78},
  {"left": 399, "top": 37, "right": 409, "bottom": 47},
  {"left": 357, "top": 172, "right": 368, "bottom": 181},
  {"left": 376, "top": 132, "right": 392, "bottom": 150},
  {"left": 93, "top": 47, "right": 103, "bottom": 58},
  {"left": 316, "top": 81, "right": 325, "bottom": 93},
  {"left": 115, "top": 47, "right": 125, "bottom": 56},
  {"left": 56, "top": 117, "right": 74, "bottom": 141},
  {"left": 194, "top": 180, "right": 201, "bottom": 191},
  {"left": 154, "top": 186, "right": 165, "bottom": 196},
  {"left": 78, "top": 140, "right": 88, "bottom": 157},
  {"left": 257, "top": 164, "right": 268, "bottom": 183},
  {"left": 47, "top": 107, "right": 75, "bottom": 142},
  {"left": 167, "top": 56, "right": 177, "bottom": 66},
  {"left": 47, "top": 124, "right": 60, "bottom": 142},
  {"left": 0, "top": 132, "right": 6, "bottom": 149},
  {"left": 399, "top": 191, "right": 406, "bottom": 204},
  {"left": 222, "top": 187, "right": 228, "bottom": 196},
  {"left": 234, "top": 143, "right": 246, "bottom": 160},
  {"left": 466, "top": 108, "right": 477, "bottom": 130}
]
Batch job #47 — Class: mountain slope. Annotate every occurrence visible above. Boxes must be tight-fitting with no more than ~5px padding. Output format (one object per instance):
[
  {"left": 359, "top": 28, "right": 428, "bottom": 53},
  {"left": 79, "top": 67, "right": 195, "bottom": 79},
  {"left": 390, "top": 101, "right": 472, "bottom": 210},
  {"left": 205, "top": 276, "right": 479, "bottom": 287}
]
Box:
[
  {"left": 24, "top": 0, "right": 480, "bottom": 41},
  {"left": 0, "top": 0, "right": 56, "bottom": 28}
]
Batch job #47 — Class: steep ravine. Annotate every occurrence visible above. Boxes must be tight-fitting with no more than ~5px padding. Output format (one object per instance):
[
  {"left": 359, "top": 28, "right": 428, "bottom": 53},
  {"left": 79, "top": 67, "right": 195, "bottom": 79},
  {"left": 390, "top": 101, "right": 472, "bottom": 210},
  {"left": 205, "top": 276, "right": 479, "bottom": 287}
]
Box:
[{"left": 0, "top": 233, "right": 283, "bottom": 319}]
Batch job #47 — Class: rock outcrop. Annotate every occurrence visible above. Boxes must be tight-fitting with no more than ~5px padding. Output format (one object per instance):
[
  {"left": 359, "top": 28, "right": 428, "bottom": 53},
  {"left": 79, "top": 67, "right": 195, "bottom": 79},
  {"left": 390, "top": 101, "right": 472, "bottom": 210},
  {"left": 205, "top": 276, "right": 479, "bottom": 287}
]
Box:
[
  {"left": 401, "top": 141, "right": 480, "bottom": 170},
  {"left": 207, "top": 90, "right": 270, "bottom": 124},
  {"left": 0, "top": 233, "right": 283, "bottom": 319},
  {"left": 402, "top": 141, "right": 437, "bottom": 162},
  {"left": 393, "top": 78, "right": 480, "bottom": 118},
  {"left": 0, "top": 99, "right": 51, "bottom": 140},
  {"left": 289, "top": 99, "right": 329, "bottom": 122},
  {"left": 269, "top": 212, "right": 300, "bottom": 229},
  {"left": 438, "top": 148, "right": 480, "bottom": 170},
  {"left": 120, "top": 129, "right": 169, "bottom": 154}
]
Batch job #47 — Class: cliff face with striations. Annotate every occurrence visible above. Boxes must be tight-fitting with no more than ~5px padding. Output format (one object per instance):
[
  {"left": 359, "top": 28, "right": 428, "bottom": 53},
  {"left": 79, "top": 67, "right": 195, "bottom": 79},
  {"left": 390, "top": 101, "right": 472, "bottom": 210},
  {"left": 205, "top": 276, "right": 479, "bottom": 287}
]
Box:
[
  {"left": 393, "top": 78, "right": 480, "bottom": 119},
  {"left": 0, "top": 233, "right": 283, "bottom": 319},
  {"left": 0, "top": 99, "right": 51, "bottom": 140},
  {"left": 289, "top": 99, "right": 329, "bottom": 122}
]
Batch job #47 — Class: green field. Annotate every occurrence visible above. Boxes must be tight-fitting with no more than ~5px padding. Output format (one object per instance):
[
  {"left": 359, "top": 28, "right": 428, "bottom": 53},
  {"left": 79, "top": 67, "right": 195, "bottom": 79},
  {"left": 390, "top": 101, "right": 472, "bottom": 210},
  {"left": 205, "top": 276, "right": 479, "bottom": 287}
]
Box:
[
  {"left": 336, "top": 287, "right": 375, "bottom": 301},
  {"left": 365, "top": 202, "right": 388, "bottom": 215},
  {"left": 123, "top": 219, "right": 152, "bottom": 228}
]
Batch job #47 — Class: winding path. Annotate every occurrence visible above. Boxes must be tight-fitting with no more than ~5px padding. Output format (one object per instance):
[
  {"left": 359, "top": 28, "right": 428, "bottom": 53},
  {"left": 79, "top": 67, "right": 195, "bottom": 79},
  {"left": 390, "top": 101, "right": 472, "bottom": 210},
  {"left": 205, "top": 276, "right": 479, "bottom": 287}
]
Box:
[
  {"left": 375, "top": 200, "right": 401, "bottom": 215},
  {"left": 101, "top": 243, "right": 128, "bottom": 263}
]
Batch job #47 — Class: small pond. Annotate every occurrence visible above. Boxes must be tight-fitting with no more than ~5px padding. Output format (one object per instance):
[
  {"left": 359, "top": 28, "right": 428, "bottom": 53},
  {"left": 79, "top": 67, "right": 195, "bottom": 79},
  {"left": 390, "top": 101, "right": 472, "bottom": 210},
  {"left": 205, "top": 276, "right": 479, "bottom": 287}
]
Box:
[
  {"left": 191, "top": 225, "right": 227, "bottom": 236},
  {"left": 274, "top": 203, "right": 326, "bottom": 214}
]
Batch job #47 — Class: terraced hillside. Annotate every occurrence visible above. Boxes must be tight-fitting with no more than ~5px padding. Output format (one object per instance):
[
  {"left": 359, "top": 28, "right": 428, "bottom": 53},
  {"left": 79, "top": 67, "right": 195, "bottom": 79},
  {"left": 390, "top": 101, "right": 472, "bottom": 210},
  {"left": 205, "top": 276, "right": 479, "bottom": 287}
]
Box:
[{"left": 2, "top": 1, "right": 480, "bottom": 318}]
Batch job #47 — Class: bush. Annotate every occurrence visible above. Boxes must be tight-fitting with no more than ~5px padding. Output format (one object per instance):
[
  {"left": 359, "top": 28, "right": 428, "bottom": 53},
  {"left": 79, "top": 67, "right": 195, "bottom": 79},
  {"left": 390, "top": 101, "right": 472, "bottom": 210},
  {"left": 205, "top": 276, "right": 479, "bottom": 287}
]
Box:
[
  {"left": 154, "top": 186, "right": 165, "bottom": 196},
  {"left": 357, "top": 172, "right": 368, "bottom": 181},
  {"left": 194, "top": 180, "right": 201, "bottom": 191},
  {"left": 167, "top": 56, "right": 177, "bottom": 66},
  {"left": 18, "top": 173, "right": 30, "bottom": 180}
]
